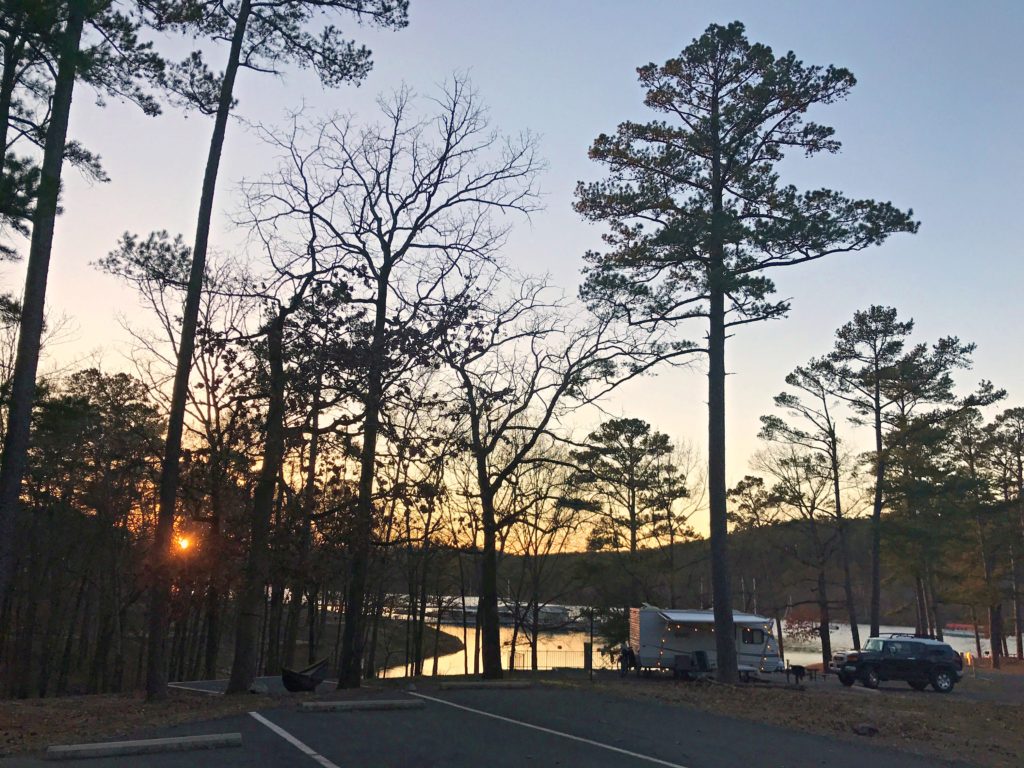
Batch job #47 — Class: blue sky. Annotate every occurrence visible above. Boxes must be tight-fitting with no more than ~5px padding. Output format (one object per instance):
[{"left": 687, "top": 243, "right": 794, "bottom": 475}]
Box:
[{"left": 31, "top": 0, "right": 1024, "bottom": 491}]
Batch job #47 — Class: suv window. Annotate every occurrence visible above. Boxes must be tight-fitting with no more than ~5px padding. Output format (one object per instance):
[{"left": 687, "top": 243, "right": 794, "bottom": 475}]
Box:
[
  {"left": 882, "top": 640, "right": 927, "bottom": 657},
  {"left": 864, "top": 638, "right": 883, "bottom": 652}
]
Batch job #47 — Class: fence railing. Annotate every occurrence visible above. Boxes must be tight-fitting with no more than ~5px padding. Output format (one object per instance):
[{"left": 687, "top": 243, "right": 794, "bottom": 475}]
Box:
[{"left": 507, "top": 649, "right": 615, "bottom": 671}]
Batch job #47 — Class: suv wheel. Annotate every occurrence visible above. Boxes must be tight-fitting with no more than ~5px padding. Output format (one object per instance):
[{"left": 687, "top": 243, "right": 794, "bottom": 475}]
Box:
[
  {"left": 862, "top": 667, "right": 880, "bottom": 689},
  {"left": 908, "top": 680, "right": 928, "bottom": 691},
  {"left": 931, "top": 669, "right": 955, "bottom": 693},
  {"left": 838, "top": 672, "right": 855, "bottom": 687}
]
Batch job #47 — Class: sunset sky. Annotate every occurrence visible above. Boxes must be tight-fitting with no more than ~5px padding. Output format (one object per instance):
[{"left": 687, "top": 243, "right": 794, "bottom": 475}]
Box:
[{"left": 25, "top": 0, "right": 1024, "bottom": 505}]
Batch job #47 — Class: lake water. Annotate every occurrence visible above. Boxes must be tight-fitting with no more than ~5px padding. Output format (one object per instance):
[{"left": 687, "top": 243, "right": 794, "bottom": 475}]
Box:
[
  {"left": 781, "top": 623, "right": 985, "bottom": 666},
  {"left": 384, "top": 620, "right": 991, "bottom": 677}
]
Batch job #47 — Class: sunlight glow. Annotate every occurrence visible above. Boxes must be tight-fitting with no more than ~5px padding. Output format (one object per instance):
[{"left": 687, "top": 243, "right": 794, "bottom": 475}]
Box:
[{"left": 176, "top": 537, "right": 191, "bottom": 551}]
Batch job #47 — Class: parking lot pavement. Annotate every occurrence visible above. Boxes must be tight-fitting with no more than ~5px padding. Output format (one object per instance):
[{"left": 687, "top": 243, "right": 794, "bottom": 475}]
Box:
[
  {"left": 0, "top": 684, "right": 975, "bottom": 768},
  {"left": 0, "top": 711, "right": 295, "bottom": 768}
]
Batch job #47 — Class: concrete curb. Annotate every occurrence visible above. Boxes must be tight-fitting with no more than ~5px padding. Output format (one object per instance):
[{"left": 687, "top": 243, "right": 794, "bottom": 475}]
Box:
[
  {"left": 45, "top": 733, "right": 242, "bottom": 761},
  {"left": 299, "top": 699, "right": 425, "bottom": 712},
  {"left": 439, "top": 681, "right": 532, "bottom": 690}
]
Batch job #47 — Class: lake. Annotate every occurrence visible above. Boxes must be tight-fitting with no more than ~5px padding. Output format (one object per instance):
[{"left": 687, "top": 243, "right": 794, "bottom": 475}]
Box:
[{"left": 384, "top": 620, "right": 990, "bottom": 677}]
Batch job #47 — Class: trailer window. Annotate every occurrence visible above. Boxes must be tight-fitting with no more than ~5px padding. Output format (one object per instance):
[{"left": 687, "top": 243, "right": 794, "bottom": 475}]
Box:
[{"left": 742, "top": 627, "right": 765, "bottom": 645}]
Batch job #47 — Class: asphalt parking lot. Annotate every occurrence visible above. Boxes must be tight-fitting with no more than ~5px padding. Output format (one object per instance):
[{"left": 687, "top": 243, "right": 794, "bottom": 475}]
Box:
[{"left": 0, "top": 682, "right": 974, "bottom": 767}]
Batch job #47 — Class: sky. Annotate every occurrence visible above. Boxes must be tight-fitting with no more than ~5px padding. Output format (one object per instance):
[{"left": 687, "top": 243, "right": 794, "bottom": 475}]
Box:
[{"left": 18, "top": 0, "right": 1024, "bottom": 506}]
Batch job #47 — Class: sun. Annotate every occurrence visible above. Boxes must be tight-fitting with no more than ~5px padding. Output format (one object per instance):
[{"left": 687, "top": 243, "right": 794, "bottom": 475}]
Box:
[{"left": 176, "top": 536, "right": 191, "bottom": 551}]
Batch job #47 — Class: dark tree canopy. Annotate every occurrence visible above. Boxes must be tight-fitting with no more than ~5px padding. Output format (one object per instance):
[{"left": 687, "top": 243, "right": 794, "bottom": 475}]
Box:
[
  {"left": 576, "top": 21, "right": 918, "bottom": 332},
  {"left": 571, "top": 417, "right": 686, "bottom": 555}
]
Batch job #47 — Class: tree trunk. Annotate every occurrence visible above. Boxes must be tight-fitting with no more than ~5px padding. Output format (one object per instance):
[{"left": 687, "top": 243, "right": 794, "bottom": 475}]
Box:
[
  {"left": 869, "top": 382, "right": 884, "bottom": 638},
  {"left": 202, "top": 584, "right": 221, "bottom": 680},
  {"left": 989, "top": 603, "right": 1003, "bottom": 670},
  {"left": 364, "top": 576, "right": 386, "bottom": 679},
  {"left": 316, "top": 589, "right": 329, "bottom": 661},
  {"left": 226, "top": 311, "right": 285, "bottom": 693},
  {"left": 1012, "top": 547, "right": 1023, "bottom": 659},
  {"left": 971, "top": 605, "right": 983, "bottom": 659},
  {"left": 56, "top": 575, "right": 87, "bottom": 695},
  {"left": 146, "top": 0, "right": 252, "bottom": 701},
  {"left": 478, "top": 489, "right": 502, "bottom": 679},
  {"left": 530, "top": 603, "right": 540, "bottom": 671},
  {"left": 264, "top": 578, "right": 284, "bottom": 674},
  {"left": 924, "top": 566, "right": 942, "bottom": 640},
  {"left": 473, "top": 597, "right": 481, "bottom": 675},
  {"left": 203, "top": 463, "right": 225, "bottom": 680},
  {"left": 917, "top": 577, "right": 933, "bottom": 638},
  {"left": 774, "top": 614, "right": 785, "bottom": 665},
  {"left": 0, "top": 0, "right": 86, "bottom": 613},
  {"left": 286, "top": 379, "right": 322, "bottom": 669},
  {"left": 667, "top": 523, "right": 677, "bottom": 609},
  {"left": 817, "top": 569, "right": 832, "bottom": 667},
  {"left": 415, "top": 555, "right": 430, "bottom": 675},
  {"left": 457, "top": 551, "right": 469, "bottom": 675},
  {"left": 831, "top": 457, "right": 860, "bottom": 649},
  {"left": 707, "top": 278, "right": 736, "bottom": 682},
  {"left": 307, "top": 586, "right": 320, "bottom": 664},
  {"left": 431, "top": 594, "right": 443, "bottom": 675},
  {"left": 0, "top": 33, "right": 26, "bottom": 155},
  {"left": 707, "top": 88, "right": 736, "bottom": 683},
  {"left": 507, "top": 620, "right": 519, "bottom": 672},
  {"left": 281, "top": 587, "right": 302, "bottom": 669},
  {"left": 338, "top": 268, "right": 390, "bottom": 688}
]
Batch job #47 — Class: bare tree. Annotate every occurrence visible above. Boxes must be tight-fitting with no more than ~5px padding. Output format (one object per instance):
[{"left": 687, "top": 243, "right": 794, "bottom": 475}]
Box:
[
  {"left": 760, "top": 359, "right": 863, "bottom": 648},
  {"left": 243, "top": 79, "right": 540, "bottom": 686},
  {"left": 754, "top": 446, "right": 837, "bottom": 666},
  {"left": 440, "top": 275, "right": 660, "bottom": 678}
]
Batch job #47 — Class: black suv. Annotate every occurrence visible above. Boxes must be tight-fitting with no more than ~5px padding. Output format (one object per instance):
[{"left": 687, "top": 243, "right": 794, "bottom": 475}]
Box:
[{"left": 830, "top": 635, "right": 963, "bottom": 693}]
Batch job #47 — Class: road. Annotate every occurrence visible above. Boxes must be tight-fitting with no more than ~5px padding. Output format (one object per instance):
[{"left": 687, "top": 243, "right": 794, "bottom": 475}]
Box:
[{"left": 0, "top": 682, "right": 974, "bottom": 767}]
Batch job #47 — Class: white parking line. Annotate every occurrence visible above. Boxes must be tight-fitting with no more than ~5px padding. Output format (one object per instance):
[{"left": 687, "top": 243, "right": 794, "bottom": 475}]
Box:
[
  {"left": 408, "top": 692, "right": 690, "bottom": 768},
  {"left": 249, "top": 712, "right": 340, "bottom": 768},
  {"left": 168, "top": 682, "right": 223, "bottom": 695}
]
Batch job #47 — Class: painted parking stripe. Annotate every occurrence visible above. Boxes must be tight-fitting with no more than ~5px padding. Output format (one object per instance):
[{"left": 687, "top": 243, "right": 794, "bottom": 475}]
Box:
[
  {"left": 408, "top": 692, "right": 690, "bottom": 768},
  {"left": 249, "top": 712, "right": 340, "bottom": 768},
  {"left": 168, "top": 683, "right": 223, "bottom": 695}
]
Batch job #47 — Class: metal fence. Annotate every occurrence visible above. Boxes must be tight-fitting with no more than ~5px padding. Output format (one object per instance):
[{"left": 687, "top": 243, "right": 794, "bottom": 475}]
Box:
[{"left": 508, "top": 649, "right": 614, "bottom": 671}]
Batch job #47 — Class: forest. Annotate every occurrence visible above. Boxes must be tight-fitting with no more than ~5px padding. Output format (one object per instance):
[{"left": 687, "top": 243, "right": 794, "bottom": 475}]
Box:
[{"left": 0, "top": 4, "right": 1020, "bottom": 702}]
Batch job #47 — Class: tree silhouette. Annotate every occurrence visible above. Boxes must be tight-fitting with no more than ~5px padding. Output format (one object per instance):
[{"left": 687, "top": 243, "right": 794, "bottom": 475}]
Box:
[
  {"left": 143, "top": 0, "right": 408, "bottom": 700},
  {"left": 575, "top": 21, "right": 916, "bottom": 681},
  {"left": 0, "top": 0, "right": 164, "bottom": 626}
]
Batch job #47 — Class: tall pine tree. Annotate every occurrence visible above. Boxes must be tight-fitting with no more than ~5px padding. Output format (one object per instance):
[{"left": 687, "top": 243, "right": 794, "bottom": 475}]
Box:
[{"left": 575, "top": 22, "right": 916, "bottom": 680}]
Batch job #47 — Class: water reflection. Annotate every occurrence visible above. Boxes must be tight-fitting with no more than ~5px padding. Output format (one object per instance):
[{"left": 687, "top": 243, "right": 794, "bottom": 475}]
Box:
[{"left": 384, "top": 624, "right": 615, "bottom": 677}]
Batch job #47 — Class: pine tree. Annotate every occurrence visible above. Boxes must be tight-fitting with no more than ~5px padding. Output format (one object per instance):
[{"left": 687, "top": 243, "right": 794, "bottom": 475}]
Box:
[{"left": 575, "top": 21, "right": 916, "bottom": 680}]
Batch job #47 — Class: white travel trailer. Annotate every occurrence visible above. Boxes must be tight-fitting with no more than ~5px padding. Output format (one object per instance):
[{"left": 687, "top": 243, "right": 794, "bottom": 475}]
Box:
[{"left": 628, "top": 607, "right": 784, "bottom": 677}]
